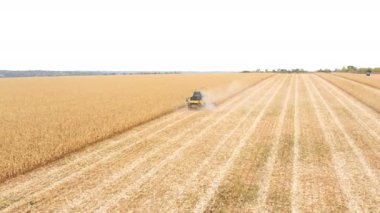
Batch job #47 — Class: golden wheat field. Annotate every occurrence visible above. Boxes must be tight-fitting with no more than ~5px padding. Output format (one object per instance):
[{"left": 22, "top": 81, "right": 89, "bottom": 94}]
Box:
[
  {"left": 0, "top": 73, "right": 272, "bottom": 182},
  {"left": 0, "top": 73, "right": 379, "bottom": 212}
]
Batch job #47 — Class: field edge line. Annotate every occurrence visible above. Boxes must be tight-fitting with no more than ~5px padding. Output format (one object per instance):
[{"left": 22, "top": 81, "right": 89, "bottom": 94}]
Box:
[{"left": 291, "top": 74, "right": 301, "bottom": 213}]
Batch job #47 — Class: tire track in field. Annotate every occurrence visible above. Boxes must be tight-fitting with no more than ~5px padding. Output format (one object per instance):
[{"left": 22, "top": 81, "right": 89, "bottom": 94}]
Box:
[
  {"left": 291, "top": 74, "right": 300, "bottom": 213},
  {"left": 303, "top": 75, "right": 361, "bottom": 211},
  {"left": 141, "top": 76, "right": 287, "bottom": 211},
  {"left": 192, "top": 76, "right": 290, "bottom": 213},
  {"left": 250, "top": 75, "right": 294, "bottom": 212},
  {"left": 307, "top": 76, "right": 380, "bottom": 187},
  {"left": 263, "top": 75, "right": 295, "bottom": 211},
  {"left": 88, "top": 77, "right": 280, "bottom": 213},
  {"left": 1, "top": 77, "right": 277, "bottom": 212},
  {"left": 57, "top": 76, "right": 281, "bottom": 212},
  {"left": 313, "top": 74, "right": 380, "bottom": 138}
]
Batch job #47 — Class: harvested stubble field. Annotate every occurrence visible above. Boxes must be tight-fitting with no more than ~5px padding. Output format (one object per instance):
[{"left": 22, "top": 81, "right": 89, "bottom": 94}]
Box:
[
  {"left": 317, "top": 73, "right": 380, "bottom": 112},
  {"left": 333, "top": 72, "right": 380, "bottom": 89},
  {"left": 0, "top": 73, "right": 379, "bottom": 212}
]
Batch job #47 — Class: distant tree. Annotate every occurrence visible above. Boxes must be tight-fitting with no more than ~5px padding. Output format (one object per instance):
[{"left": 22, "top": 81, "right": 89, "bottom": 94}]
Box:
[
  {"left": 316, "top": 69, "right": 331, "bottom": 73},
  {"left": 347, "top": 66, "right": 357, "bottom": 71}
]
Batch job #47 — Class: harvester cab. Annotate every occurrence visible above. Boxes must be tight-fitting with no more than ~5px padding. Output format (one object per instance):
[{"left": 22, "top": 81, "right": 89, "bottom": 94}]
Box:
[{"left": 186, "top": 91, "right": 205, "bottom": 109}]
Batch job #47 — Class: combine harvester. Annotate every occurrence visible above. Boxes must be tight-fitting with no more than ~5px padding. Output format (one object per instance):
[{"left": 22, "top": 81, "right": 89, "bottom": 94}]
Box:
[
  {"left": 366, "top": 69, "right": 372, "bottom": 76},
  {"left": 186, "top": 91, "right": 205, "bottom": 109}
]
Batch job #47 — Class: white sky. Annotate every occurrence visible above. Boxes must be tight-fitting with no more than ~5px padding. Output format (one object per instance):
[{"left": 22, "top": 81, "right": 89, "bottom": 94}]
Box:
[{"left": 0, "top": 0, "right": 379, "bottom": 71}]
